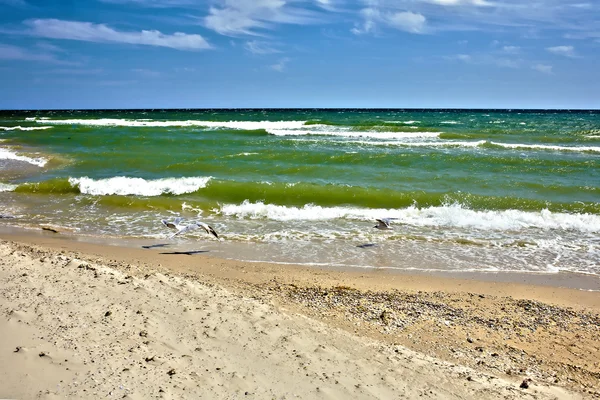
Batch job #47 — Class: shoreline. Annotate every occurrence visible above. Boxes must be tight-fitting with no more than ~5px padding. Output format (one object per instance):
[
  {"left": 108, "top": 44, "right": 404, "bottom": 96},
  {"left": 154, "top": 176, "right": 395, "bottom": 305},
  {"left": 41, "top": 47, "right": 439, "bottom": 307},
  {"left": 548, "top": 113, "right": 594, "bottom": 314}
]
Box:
[
  {"left": 2, "top": 225, "right": 600, "bottom": 295},
  {"left": 1, "top": 230, "right": 599, "bottom": 398}
]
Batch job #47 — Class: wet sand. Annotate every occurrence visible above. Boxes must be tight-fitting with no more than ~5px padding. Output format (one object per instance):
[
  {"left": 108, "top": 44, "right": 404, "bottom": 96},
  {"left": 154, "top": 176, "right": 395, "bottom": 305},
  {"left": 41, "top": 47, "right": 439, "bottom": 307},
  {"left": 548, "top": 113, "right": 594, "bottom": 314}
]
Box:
[{"left": 1, "top": 229, "right": 599, "bottom": 399}]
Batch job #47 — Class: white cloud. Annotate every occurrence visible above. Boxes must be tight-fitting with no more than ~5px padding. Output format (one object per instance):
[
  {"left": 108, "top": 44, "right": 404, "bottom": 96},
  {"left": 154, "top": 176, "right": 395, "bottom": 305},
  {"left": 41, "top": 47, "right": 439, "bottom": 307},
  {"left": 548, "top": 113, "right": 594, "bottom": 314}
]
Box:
[
  {"left": 98, "top": 0, "right": 195, "bottom": 7},
  {"left": 422, "top": 0, "right": 490, "bottom": 6},
  {"left": 0, "top": 43, "right": 72, "bottom": 64},
  {"left": 354, "top": 0, "right": 599, "bottom": 39},
  {"left": 546, "top": 45, "right": 576, "bottom": 57},
  {"left": 446, "top": 53, "right": 521, "bottom": 68},
  {"left": 24, "top": 19, "right": 211, "bottom": 51},
  {"left": 245, "top": 40, "right": 280, "bottom": 54},
  {"left": 493, "top": 58, "right": 519, "bottom": 68},
  {"left": 35, "top": 41, "right": 66, "bottom": 53},
  {"left": 204, "top": 0, "right": 318, "bottom": 36},
  {"left": 270, "top": 57, "right": 290, "bottom": 72},
  {"left": 453, "top": 54, "right": 471, "bottom": 61},
  {"left": 502, "top": 45, "right": 520, "bottom": 54},
  {"left": 387, "top": 11, "right": 426, "bottom": 33},
  {"left": 352, "top": 8, "right": 427, "bottom": 35},
  {"left": 48, "top": 68, "right": 104, "bottom": 75},
  {"left": 351, "top": 8, "right": 379, "bottom": 35},
  {"left": 532, "top": 64, "right": 553, "bottom": 74}
]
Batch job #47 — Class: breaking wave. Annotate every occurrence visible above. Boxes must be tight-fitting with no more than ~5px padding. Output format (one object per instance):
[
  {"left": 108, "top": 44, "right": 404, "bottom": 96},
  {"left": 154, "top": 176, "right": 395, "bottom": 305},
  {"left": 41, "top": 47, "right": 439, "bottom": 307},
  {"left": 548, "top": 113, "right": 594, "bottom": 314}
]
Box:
[
  {"left": 0, "top": 148, "right": 47, "bottom": 167},
  {"left": 217, "top": 201, "right": 600, "bottom": 233},
  {"left": 69, "top": 176, "right": 212, "bottom": 196}
]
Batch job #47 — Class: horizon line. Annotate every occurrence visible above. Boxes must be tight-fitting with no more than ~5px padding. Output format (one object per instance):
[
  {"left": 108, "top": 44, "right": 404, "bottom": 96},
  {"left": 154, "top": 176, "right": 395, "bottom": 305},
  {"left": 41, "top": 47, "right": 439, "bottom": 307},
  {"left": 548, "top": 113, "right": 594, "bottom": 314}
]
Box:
[{"left": 1, "top": 107, "right": 599, "bottom": 112}]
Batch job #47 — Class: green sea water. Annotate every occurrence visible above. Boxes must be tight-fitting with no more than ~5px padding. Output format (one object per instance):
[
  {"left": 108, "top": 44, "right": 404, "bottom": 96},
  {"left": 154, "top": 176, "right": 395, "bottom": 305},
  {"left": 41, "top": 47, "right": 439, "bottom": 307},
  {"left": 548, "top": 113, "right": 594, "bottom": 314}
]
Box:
[{"left": 1, "top": 109, "right": 599, "bottom": 277}]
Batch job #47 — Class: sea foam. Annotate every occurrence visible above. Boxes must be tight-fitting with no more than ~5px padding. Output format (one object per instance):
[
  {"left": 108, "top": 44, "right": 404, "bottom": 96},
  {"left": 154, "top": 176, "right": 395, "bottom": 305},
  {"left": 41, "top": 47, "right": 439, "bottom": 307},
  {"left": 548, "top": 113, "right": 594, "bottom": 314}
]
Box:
[
  {"left": 218, "top": 200, "right": 600, "bottom": 233},
  {"left": 267, "top": 129, "right": 441, "bottom": 140},
  {"left": 0, "top": 182, "right": 18, "bottom": 192},
  {"left": 69, "top": 176, "right": 211, "bottom": 196},
  {"left": 0, "top": 148, "right": 47, "bottom": 167},
  {"left": 0, "top": 126, "right": 53, "bottom": 131},
  {"left": 32, "top": 118, "right": 307, "bottom": 130},
  {"left": 489, "top": 142, "right": 600, "bottom": 153}
]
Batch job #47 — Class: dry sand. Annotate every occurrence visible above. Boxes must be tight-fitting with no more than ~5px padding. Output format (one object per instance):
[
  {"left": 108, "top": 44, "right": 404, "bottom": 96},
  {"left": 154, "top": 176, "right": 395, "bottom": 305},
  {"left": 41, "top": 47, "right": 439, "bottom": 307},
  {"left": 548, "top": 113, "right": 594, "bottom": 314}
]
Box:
[{"left": 1, "top": 232, "right": 599, "bottom": 399}]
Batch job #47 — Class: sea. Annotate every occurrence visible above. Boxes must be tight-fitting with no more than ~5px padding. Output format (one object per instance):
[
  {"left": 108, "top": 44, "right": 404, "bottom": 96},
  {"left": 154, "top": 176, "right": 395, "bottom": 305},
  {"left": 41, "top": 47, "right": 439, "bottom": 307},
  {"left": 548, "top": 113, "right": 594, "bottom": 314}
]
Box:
[{"left": 1, "top": 109, "right": 599, "bottom": 279}]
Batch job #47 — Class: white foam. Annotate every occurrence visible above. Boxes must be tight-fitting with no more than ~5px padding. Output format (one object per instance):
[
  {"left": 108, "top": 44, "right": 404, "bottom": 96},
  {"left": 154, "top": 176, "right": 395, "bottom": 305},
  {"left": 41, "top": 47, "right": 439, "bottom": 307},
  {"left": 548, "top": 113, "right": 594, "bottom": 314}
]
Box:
[
  {"left": 346, "top": 140, "right": 485, "bottom": 147},
  {"left": 267, "top": 129, "right": 441, "bottom": 140},
  {"left": 440, "top": 121, "right": 461, "bottom": 124},
  {"left": 490, "top": 141, "right": 600, "bottom": 153},
  {"left": 217, "top": 200, "right": 600, "bottom": 233},
  {"left": 31, "top": 118, "right": 307, "bottom": 130},
  {"left": 0, "top": 148, "right": 47, "bottom": 167},
  {"left": 0, "top": 126, "right": 53, "bottom": 131},
  {"left": 69, "top": 176, "right": 211, "bottom": 196},
  {"left": 0, "top": 182, "right": 17, "bottom": 192},
  {"left": 225, "top": 152, "right": 259, "bottom": 157}
]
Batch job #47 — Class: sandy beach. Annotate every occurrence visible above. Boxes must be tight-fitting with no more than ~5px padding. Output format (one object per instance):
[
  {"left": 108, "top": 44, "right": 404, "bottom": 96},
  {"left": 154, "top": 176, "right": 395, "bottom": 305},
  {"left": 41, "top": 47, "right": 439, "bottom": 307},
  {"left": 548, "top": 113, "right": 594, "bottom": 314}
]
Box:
[{"left": 1, "top": 230, "right": 599, "bottom": 399}]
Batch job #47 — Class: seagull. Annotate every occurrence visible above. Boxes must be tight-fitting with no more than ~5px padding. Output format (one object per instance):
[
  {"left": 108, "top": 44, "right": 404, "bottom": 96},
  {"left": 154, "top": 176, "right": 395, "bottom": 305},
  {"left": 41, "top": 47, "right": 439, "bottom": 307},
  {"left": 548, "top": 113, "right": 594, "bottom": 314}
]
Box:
[
  {"left": 161, "top": 218, "right": 219, "bottom": 239},
  {"left": 374, "top": 218, "right": 397, "bottom": 230},
  {"left": 161, "top": 217, "right": 184, "bottom": 230}
]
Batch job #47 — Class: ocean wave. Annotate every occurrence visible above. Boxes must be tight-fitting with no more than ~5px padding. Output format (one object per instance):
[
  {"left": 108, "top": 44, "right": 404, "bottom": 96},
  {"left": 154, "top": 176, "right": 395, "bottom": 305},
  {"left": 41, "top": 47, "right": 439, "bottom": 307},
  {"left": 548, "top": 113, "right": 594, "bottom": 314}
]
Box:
[
  {"left": 344, "top": 140, "right": 485, "bottom": 147},
  {"left": 69, "top": 176, "right": 211, "bottom": 196},
  {"left": 217, "top": 200, "right": 600, "bottom": 233},
  {"left": 342, "top": 139, "right": 600, "bottom": 153},
  {"left": 267, "top": 129, "right": 441, "bottom": 140},
  {"left": 0, "top": 148, "right": 47, "bottom": 167},
  {"left": 0, "top": 182, "right": 18, "bottom": 192},
  {"left": 0, "top": 126, "right": 53, "bottom": 131},
  {"left": 225, "top": 152, "right": 260, "bottom": 157},
  {"left": 488, "top": 141, "right": 600, "bottom": 153},
  {"left": 30, "top": 118, "right": 307, "bottom": 130}
]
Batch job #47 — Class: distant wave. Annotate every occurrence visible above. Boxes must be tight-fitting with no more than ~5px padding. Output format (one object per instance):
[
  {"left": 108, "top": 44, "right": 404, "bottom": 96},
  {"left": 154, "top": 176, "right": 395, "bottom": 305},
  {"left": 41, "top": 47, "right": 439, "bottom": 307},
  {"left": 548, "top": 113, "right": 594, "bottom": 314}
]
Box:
[
  {"left": 69, "top": 176, "right": 211, "bottom": 196},
  {"left": 267, "top": 129, "right": 441, "bottom": 140},
  {"left": 0, "top": 126, "right": 53, "bottom": 131},
  {"left": 30, "top": 118, "right": 307, "bottom": 130},
  {"left": 488, "top": 141, "right": 600, "bottom": 153},
  {"left": 225, "top": 152, "right": 260, "bottom": 157},
  {"left": 344, "top": 139, "right": 485, "bottom": 147},
  {"left": 218, "top": 200, "right": 600, "bottom": 233},
  {"left": 343, "top": 139, "right": 600, "bottom": 153},
  {"left": 0, "top": 148, "right": 47, "bottom": 167}
]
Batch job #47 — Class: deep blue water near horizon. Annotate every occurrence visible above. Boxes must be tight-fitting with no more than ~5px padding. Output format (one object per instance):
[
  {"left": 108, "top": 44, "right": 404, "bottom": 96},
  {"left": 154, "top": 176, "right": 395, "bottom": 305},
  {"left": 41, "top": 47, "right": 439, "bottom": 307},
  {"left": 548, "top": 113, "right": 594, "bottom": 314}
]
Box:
[{"left": 1, "top": 108, "right": 599, "bottom": 281}]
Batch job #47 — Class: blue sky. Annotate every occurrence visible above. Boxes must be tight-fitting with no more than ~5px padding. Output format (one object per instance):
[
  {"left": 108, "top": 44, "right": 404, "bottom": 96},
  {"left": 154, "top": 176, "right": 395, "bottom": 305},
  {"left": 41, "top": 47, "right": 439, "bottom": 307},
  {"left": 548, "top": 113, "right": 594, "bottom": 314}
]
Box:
[{"left": 0, "top": 0, "right": 599, "bottom": 109}]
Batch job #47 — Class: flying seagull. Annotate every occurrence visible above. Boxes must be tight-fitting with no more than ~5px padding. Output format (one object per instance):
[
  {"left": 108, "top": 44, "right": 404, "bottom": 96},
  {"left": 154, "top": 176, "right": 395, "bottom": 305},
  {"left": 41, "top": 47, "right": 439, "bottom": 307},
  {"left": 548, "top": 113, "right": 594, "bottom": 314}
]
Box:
[
  {"left": 161, "top": 218, "right": 219, "bottom": 239},
  {"left": 374, "top": 218, "right": 397, "bottom": 230},
  {"left": 161, "top": 217, "right": 184, "bottom": 230}
]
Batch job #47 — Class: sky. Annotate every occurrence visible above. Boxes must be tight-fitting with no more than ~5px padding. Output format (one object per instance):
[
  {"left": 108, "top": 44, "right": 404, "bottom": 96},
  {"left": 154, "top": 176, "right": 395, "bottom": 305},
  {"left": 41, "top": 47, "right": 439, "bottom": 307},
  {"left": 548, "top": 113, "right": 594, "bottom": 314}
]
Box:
[{"left": 0, "top": 0, "right": 599, "bottom": 109}]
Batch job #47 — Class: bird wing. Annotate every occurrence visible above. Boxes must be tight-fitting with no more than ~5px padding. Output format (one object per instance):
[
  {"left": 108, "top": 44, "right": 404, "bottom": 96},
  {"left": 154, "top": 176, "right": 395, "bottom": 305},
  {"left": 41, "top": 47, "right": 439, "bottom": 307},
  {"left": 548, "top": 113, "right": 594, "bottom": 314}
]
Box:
[
  {"left": 161, "top": 219, "right": 176, "bottom": 229},
  {"left": 197, "top": 222, "right": 219, "bottom": 239},
  {"left": 168, "top": 223, "right": 198, "bottom": 238},
  {"left": 173, "top": 217, "right": 184, "bottom": 226},
  {"left": 376, "top": 218, "right": 391, "bottom": 228}
]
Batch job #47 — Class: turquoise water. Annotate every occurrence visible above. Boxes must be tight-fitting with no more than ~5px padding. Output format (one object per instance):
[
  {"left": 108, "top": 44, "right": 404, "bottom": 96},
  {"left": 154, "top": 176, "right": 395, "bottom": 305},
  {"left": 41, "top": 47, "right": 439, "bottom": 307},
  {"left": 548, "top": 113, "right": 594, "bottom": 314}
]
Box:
[{"left": 1, "top": 109, "right": 599, "bottom": 275}]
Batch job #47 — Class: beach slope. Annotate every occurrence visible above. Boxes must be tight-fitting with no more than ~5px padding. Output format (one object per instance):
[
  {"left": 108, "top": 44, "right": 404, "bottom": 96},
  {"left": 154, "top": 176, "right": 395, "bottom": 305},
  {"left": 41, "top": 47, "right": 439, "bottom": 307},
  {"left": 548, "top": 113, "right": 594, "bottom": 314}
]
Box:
[{"left": 0, "top": 239, "right": 595, "bottom": 399}]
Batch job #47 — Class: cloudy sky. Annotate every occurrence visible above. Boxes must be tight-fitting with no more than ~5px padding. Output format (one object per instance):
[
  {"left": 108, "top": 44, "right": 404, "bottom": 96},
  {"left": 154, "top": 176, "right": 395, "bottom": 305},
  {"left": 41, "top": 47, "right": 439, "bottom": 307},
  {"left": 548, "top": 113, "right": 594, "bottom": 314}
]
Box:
[{"left": 1, "top": 0, "right": 598, "bottom": 109}]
